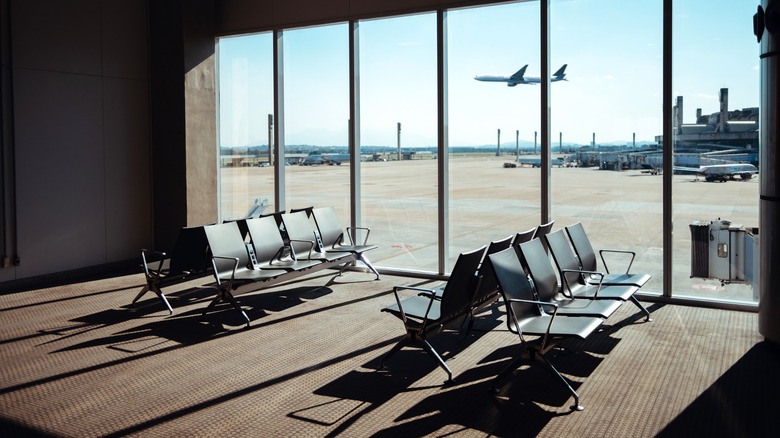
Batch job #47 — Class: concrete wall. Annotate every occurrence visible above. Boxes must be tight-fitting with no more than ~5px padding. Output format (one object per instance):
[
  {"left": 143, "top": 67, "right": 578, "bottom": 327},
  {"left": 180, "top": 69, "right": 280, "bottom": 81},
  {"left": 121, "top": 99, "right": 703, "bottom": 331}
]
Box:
[
  {"left": 148, "top": 0, "right": 218, "bottom": 253},
  {"left": 2, "top": 0, "right": 152, "bottom": 280}
]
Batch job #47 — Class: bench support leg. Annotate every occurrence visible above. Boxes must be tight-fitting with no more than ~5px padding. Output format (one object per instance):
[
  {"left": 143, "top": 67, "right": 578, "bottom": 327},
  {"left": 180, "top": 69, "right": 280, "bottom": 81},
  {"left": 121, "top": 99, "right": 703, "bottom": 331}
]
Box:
[
  {"left": 538, "top": 353, "right": 584, "bottom": 411},
  {"left": 630, "top": 296, "right": 653, "bottom": 322},
  {"left": 379, "top": 332, "right": 453, "bottom": 382},
  {"left": 359, "top": 254, "right": 381, "bottom": 280},
  {"left": 203, "top": 289, "right": 250, "bottom": 327},
  {"left": 132, "top": 284, "right": 174, "bottom": 315},
  {"left": 491, "top": 346, "right": 584, "bottom": 411}
]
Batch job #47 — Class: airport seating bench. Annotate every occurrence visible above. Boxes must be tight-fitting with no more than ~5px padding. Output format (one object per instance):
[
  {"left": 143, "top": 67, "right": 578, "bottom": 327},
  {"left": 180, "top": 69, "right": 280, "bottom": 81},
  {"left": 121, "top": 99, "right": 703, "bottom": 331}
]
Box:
[{"left": 201, "top": 211, "right": 373, "bottom": 326}]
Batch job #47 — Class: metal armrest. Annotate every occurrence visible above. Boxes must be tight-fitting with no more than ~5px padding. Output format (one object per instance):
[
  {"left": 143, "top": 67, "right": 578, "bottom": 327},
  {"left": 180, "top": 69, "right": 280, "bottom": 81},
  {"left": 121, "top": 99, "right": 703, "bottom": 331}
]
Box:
[
  {"left": 599, "top": 248, "right": 636, "bottom": 274},
  {"left": 141, "top": 249, "right": 167, "bottom": 279},
  {"left": 560, "top": 268, "right": 604, "bottom": 298},
  {"left": 507, "top": 298, "right": 559, "bottom": 350},
  {"left": 392, "top": 285, "right": 437, "bottom": 327},
  {"left": 288, "top": 239, "right": 316, "bottom": 259},
  {"left": 268, "top": 245, "right": 292, "bottom": 264},
  {"left": 210, "top": 255, "right": 239, "bottom": 292},
  {"left": 346, "top": 226, "right": 372, "bottom": 245}
]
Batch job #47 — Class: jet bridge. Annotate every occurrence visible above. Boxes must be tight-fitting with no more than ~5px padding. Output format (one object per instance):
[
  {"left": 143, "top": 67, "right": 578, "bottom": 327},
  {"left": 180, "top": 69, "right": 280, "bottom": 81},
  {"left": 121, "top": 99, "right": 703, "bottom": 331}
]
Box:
[{"left": 690, "top": 219, "right": 759, "bottom": 300}]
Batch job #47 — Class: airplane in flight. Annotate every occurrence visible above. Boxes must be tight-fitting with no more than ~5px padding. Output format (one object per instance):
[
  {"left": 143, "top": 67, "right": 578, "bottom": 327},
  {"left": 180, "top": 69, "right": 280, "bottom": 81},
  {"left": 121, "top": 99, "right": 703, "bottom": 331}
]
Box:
[{"left": 474, "top": 64, "right": 568, "bottom": 87}]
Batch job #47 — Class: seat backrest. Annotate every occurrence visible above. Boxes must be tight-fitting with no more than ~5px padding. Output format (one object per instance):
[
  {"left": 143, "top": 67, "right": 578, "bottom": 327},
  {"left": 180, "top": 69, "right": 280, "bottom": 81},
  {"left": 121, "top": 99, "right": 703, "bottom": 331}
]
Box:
[
  {"left": 545, "top": 229, "right": 584, "bottom": 289},
  {"left": 473, "top": 235, "right": 514, "bottom": 304},
  {"left": 289, "top": 206, "right": 313, "bottom": 216},
  {"left": 566, "top": 222, "right": 599, "bottom": 272},
  {"left": 279, "top": 211, "right": 318, "bottom": 255},
  {"left": 512, "top": 227, "right": 537, "bottom": 259},
  {"left": 203, "top": 222, "right": 252, "bottom": 274},
  {"left": 439, "top": 246, "right": 486, "bottom": 319},
  {"left": 169, "top": 225, "right": 211, "bottom": 274},
  {"left": 259, "top": 211, "right": 287, "bottom": 239},
  {"left": 514, "top": 228, "right": 536, "bottom": 246},
  {"left": 517, "top": 238, "right": 560, "bottom": 302},
  {"left": 534, "top": 220, "right": 555, "bottom": 253},
  {"left": 487, "top": 247, "right": 540, "bottom": 330},
  {"left": 311, "top": 207, "right": 344, "bottom": 247},
  {"left": 244, "top": 216, "right": 286, "bottom": 263},
  {"left": 534, "top": 220, "right": 555, "bottom": 240}
]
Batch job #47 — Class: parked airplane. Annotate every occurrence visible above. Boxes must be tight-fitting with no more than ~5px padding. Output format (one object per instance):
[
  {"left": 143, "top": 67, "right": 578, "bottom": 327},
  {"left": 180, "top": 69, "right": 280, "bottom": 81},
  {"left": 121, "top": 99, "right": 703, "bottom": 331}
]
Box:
[
  {"left": 474, "top": 64, "right": 567, "bottom": 87},
  {"left": 673, "top": 163, "right": 758, "bottom": 182}
]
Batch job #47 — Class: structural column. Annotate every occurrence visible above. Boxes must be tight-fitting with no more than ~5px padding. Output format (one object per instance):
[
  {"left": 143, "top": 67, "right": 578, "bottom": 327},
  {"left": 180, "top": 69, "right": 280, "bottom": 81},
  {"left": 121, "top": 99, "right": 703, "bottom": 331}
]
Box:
[{"left": 757, "top": 0, "right": 780, "bottom": 343}]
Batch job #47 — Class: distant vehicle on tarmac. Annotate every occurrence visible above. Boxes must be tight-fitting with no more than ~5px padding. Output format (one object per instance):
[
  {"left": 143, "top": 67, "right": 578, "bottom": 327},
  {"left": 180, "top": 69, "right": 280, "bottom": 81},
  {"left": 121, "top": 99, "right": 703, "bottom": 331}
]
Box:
[
  {"left": 323, "top": 153, "right": 350, "bottom": 165},
  {"left": 515, "top": 157, "right": 565, "bottom": 168},
  {"left": 301, "top": 152, "right": 350, "bottom": 166}
]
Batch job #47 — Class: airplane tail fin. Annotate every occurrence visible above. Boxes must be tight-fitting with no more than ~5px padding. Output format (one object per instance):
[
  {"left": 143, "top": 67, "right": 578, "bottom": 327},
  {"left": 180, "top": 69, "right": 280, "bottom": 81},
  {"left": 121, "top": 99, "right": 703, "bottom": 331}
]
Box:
[{"left": 553, "top": 64, "right": 567, "bottom": 81}]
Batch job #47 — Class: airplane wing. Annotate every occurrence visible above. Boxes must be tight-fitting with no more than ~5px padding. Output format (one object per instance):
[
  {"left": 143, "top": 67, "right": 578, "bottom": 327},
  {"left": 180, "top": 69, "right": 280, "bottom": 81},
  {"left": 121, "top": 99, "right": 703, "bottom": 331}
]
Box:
[{"left": 509, "top": 65, "right": 528, "bottom": 82}]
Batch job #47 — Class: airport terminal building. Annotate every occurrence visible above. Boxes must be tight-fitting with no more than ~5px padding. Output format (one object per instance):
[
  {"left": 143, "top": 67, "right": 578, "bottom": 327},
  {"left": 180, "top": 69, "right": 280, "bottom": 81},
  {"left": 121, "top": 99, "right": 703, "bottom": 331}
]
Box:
[{"left": 1, "top": 0, "right": 779, "bottom": 436}]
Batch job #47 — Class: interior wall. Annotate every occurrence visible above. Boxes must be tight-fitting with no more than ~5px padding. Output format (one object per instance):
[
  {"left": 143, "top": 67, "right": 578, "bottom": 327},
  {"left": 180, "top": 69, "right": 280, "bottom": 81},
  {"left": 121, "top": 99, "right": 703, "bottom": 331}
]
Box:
[
  {"left": 2, "top": 0, "right": 152, "bottom": 280},
  {"left": 216, "top": 0, "right": 513, "bottom": 35}
]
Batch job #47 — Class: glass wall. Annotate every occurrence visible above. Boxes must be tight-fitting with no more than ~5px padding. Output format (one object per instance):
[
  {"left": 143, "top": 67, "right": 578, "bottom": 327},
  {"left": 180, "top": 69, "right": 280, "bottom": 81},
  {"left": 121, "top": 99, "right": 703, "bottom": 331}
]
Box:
[
  {"left": 550, "top": 0, "right": 664, "bottom": 294},
  {"left": 217, "top": 33, "right": 274, "bottom": 220},
  {"left": 447, "top": 2, "right": 542, "bottom": 268},
  {"left": 282, "top": 24, "right": 350, "bottom": 210},
  {"left": 358, "top": 14, "right": 439, "bottom": 272},
  {"left": 672, "top": 0, "right": 759, "bottom": 303},
  {"left": 214, "top": 0, "right": 761, "bottom": 307}
]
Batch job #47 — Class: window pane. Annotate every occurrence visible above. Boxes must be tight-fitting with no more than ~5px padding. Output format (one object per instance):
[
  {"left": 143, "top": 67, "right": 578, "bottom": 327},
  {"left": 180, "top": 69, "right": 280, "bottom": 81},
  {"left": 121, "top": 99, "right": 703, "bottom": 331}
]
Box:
[
  {"left": 283, "top": 24, "right": 350, "bottom": 211},
  {"left": 672, "top": 0, "right": 759, "bottom": 303},
  {"left": 359, "top": 14, "right": 438, "bottom": 272},
  {"left": 448, "top": 2, "right": 541, "bottom": 268},
  {"left": 217, "top": 33, "right": 275, "bottom": 220},
  {"left": 551, "top": 0, "right": 664, "bottom": 294}
]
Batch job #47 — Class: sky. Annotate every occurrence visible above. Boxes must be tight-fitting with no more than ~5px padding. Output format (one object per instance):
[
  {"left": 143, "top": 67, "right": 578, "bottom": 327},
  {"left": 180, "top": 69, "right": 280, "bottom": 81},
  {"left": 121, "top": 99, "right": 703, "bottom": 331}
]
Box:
[{"left": 217, "top": 0, "right": 759, "bottom": 148}]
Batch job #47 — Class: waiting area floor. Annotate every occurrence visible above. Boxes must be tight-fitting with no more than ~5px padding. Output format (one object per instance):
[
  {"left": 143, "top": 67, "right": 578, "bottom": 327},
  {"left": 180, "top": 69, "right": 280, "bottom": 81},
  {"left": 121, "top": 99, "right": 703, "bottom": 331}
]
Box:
[{"left": 1, "top": 268, "right": 778, "bottom": 437}]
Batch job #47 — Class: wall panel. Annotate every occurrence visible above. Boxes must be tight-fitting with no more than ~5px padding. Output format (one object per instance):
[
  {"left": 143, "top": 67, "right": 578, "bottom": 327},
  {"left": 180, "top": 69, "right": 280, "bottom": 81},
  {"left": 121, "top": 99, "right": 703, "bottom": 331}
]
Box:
[
  {"left": 103, "top": 77, "right": 152, "bottom": 262},
  {"left": 11, "top": 0, "right": 102, "bottom": 75},
  {"left": 13, "top": 69, "right": 106, "bottom": 277},
  {"left": 101, "top": 0, "right": 149, "bottom": 80}
]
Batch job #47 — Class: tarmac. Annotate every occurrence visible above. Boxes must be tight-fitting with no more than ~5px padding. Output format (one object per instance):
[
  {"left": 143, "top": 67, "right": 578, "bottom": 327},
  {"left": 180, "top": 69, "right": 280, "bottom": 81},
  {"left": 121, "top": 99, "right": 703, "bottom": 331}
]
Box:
[{"left": 221, "top": 155, "right": 760, "bottom": 304}]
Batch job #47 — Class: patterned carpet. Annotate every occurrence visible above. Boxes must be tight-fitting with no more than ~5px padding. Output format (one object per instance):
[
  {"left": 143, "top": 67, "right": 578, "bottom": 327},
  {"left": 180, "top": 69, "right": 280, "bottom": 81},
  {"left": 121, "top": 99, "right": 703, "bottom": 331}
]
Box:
[{"left": 0, "top": 269, "right": 776, "bottom": 437}]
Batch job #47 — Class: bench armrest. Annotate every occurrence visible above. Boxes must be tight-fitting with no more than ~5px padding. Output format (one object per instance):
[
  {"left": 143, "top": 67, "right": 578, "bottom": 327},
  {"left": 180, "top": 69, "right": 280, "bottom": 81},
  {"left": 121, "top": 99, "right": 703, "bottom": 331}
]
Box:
[
  {"left": 346, "top": 226, "right": 371, "bottom": 245},
  {"left": 560, "top": 268, "right": 604, "bottom": 298},
  {"left": 599, "top": 248, "right": 636, "bottom": 274},
  {"left": 210, "top": 255, "right": 239, "bottom": 292},
  {"left": 507, "top": 298, "right": 559, "bottom": 349},
  {"left": 392, "top": 285, "right": 437, "bottom": 327},
  {"left": 267, "top": 245, "right": 292, "bottom": 264},
  {"left": 288, "top": 239, "right": 316, "bottom": 260},
  {"left": 141, "top": 249, "right": 167, "bottom": 279}
]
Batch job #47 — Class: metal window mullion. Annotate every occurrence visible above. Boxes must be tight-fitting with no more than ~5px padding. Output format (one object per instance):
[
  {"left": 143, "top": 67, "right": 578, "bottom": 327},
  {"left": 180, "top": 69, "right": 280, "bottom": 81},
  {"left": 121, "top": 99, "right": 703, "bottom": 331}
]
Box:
[
  {"left": 662, "top": 0, "right": 673, "bottom": 298},
  {"left": 437, "top": 10, "right": 449, "bottom": 275},
  {"left": 540, "top": 0, "right": 551, "bottom": 224},
  {"left": 349, "top": 21, "right": 362, "bottom": 238},
  {"left": 273, "top": 29, "right": 286, "bottom": 211}
]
